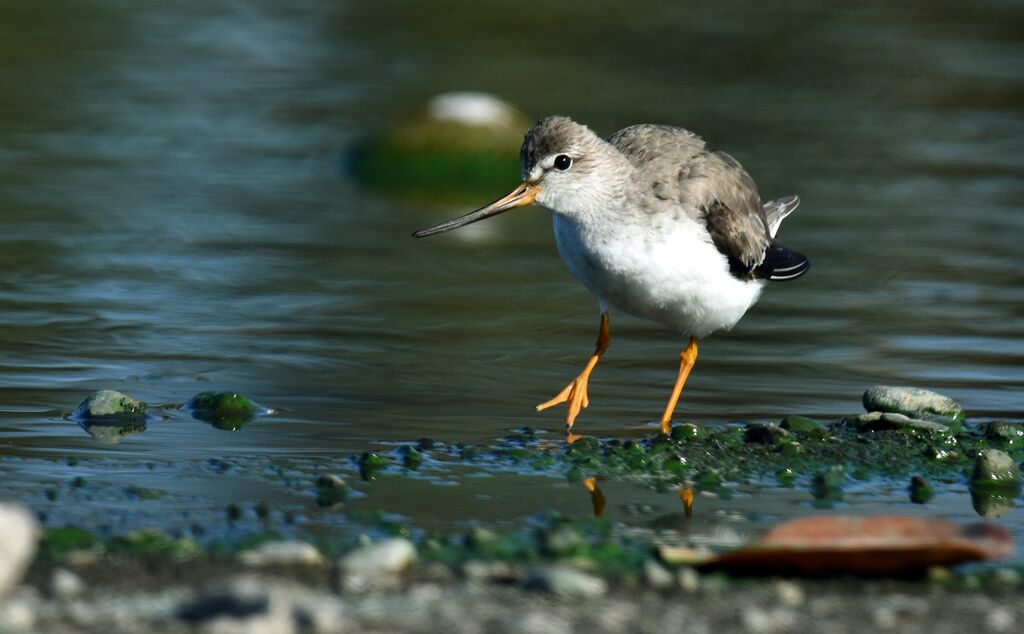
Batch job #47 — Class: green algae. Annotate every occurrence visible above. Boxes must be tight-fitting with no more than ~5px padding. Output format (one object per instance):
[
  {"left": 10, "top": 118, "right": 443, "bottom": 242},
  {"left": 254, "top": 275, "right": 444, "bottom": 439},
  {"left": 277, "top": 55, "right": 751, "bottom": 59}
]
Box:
[
  {"left": 186, "top": 391, "right": 263, "bottom": 430},
  {"left": 417, "top": 417, "right": 1021, "bottom": 498},
  {"left": 38, "top": 526, "right": 97, "bottom": 558}
]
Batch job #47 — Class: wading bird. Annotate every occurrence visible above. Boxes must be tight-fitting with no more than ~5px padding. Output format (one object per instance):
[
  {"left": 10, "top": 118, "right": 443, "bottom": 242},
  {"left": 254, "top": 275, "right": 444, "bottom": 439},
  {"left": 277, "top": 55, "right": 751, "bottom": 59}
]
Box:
[{"left": 414, "top": 116, "right": 808, "bottom": 435}]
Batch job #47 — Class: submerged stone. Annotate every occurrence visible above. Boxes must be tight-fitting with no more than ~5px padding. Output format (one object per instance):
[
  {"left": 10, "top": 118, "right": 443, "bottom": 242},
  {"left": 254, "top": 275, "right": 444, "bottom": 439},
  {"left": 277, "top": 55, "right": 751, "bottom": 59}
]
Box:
[
  {"left": 810, "top": 466, "right": 845, "bottom": 503},
  {"left": 908, "top": 476, "right": 934, "bottom": 504},
  {"left": 73, "top": 390, "right": 147, "bottom": 420},
  {"left": 983, "top": 421, "right": 1024, "bottom": 446},
  {"left": 862, "top": 386, "right": 964, "bottom": 421},
  {"left": 315, "top": 474, "right": 351, "bottom": 507},
  {"left": 186, "top": 391, "right": 262, "bottom": 430},
  {"left": 970, "top": 449, "right": 1022, "bottom": 488},
  {"left": 358, "top": 452, "right": 389, "bottom": 481}
]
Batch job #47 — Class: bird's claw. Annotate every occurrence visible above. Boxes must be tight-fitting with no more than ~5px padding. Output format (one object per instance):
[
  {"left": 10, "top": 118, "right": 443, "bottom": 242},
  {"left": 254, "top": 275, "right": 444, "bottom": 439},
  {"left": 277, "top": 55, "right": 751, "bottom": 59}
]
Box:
[{"left": 536, "top": 374, "right": 591, "bottom": 428}]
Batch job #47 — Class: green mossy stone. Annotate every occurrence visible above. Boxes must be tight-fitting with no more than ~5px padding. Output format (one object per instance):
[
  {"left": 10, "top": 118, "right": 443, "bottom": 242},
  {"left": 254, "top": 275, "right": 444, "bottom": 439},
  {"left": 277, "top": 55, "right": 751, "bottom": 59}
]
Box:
[
  {"left": 351, "top": 92, "right": 532, "bottom": 195},
  {"left": 398, "top": 445, "right": 424, "bottom": 470},
  {"left": 776, "top": 467, "right": 796, "bottom": 487},
  {"left": 187, "top": 391, "right": 262, "bottom": 430},
  {"left": 862, "top": 385, "right": 965, "bottom": 421},
  {"left": 315, "top": 474, "right": 351, "bottom": 507},
  {"left": 908, "top": 475, "right": 934, "bottom": 504},
  {"left": 810, "top": 466, "right": 845, "bottom": 503},
  {"left": 776, "top": 441, "right": 804, "bottom": 456},
  {"left": 670, "top": 423, "right": 701, "bottom": 441},
  {"left": 74, "top": 390, "right": 147, "bottom": 420},
  {"left": 984, "top": 422, "right": 1024, "bottom": 447},
  {"left": 359, "top": 452, "right": 389, "bottom": 481},
  {"left": 779, "top": 415, "right": 827, "bottom": 433},
  {"left": 970, "top": 449, "right": 1023, "bottom": 488}
]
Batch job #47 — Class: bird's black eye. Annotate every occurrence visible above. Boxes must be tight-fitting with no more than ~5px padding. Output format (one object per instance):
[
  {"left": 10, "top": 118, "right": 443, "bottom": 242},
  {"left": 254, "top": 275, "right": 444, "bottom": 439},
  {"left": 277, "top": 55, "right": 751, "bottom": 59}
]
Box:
[{"left": 553, "top": 154, "right": 572, "bottom": 171}]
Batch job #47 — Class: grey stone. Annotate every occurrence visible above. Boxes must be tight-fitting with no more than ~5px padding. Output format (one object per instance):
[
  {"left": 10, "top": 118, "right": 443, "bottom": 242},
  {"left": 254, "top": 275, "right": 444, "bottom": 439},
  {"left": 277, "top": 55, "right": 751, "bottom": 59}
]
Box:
[
  {"left": 50, "top": 568, "right": 85, "bottom": 600},
  {"left": 526, "top": 565, "right": 607, "bottom": 598},
  {"left": 337, "top": 538, "right": 416, "bottom": 593},
  {"left": 73, "top": 389, "right": 147, "bottom": 419},
  {"left": 642, "top": 559, "right": 675, "bottom": 590},
  {"left": 0, "top": 588, "right": 38, "bottom": 631},
  {"left": 842, "top": 411, "right": 949, "bottom": 433},
  {"left": 239, "top": 541, "right": 324, "bottom": 567},
  {"left": 0, "top": 503, "right": 38, "bottom": 596},
  {"left": 971, "top": 449, "right": 1022, "bottom": 486},
  {"left": 862, "top": 385, "right": 964, "bottom": 421}
]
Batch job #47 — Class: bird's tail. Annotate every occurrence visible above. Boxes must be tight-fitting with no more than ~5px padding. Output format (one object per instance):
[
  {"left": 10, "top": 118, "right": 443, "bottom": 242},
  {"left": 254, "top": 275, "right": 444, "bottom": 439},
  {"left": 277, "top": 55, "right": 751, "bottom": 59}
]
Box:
[{"left": 764, "top": 195, "right": 800, "bottom": 239}]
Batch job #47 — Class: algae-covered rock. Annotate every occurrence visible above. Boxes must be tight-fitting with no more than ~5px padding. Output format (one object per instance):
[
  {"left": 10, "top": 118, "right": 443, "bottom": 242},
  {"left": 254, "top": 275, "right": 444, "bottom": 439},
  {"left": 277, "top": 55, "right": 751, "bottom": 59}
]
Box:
[
  {"left": 841, "top": 411, "right": 949, "bottom": 434},
  {"left": 186, "top": 391, "right": 262, "bottom": 430},
  {"left": 810, "top": 466, "right": 845, "bottom": 505},
  {"left": 779, "top": 415, "right": 827, "bottom": 433},
  {"left": 73, "top": 390, "right": 147, "bottom": 420},
  {"left": 908, "top": 476, "right": 934, "bottom": 504},
  {"left": 670, "top": 423, "right": 701, "bottom": 441},
  {"left": 351, "top": 92, "right": 531, "bottom": 195},
  {"left": 970, "top": 449, "right": 1022, "bottom": 488},
  {"left": 358, "top": 452, "right": 389, "bottom": 481},
  {"left": 315, "top": 474, "right": 351, "bottom": 507},
  {"left": 983, "top": 421, "right": 1024, "bottom": 446},
  {"left": 862, "top": 386, "right": 964, "bottom": 421}
]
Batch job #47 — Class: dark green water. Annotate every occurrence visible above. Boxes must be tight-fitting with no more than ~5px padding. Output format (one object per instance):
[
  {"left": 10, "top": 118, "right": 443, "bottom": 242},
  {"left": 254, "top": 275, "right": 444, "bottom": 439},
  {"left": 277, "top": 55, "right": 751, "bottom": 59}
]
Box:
[{"left": 1, "top": 1, "right": 1022, "bottom": 557}]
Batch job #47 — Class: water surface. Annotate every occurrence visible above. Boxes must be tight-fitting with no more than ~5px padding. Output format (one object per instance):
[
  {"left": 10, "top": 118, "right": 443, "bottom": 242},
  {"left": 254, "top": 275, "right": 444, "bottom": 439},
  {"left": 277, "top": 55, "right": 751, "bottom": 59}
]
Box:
[{"left": 1, "top": 0, "right": 1021, "bottom": 556}]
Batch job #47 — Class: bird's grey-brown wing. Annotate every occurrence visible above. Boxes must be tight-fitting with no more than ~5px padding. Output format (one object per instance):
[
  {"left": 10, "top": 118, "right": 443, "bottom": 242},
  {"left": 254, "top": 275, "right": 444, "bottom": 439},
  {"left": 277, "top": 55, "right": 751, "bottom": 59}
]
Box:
[{"left": 609, "top": 125, "right": 772, "bottom": 278}]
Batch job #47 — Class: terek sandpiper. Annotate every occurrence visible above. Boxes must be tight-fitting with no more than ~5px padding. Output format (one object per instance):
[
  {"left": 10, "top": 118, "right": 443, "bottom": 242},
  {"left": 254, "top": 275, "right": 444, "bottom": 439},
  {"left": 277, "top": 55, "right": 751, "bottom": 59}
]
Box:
[{"left": 414, "top": 116, "right": 809, "bottom": 435}]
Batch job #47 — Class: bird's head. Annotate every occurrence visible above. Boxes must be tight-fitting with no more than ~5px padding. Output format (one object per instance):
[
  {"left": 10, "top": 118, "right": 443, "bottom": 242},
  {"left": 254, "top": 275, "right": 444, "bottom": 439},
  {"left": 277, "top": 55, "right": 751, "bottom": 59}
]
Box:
[{"left": 413, "top": 116, "right": 629, "bottom": 238}]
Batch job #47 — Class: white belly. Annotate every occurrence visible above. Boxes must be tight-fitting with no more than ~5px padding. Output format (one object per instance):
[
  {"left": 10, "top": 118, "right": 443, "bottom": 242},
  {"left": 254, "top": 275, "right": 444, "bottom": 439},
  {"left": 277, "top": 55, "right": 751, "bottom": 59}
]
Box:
[{"left": 552, "top": 213, "right": 764, "bottom": 337}]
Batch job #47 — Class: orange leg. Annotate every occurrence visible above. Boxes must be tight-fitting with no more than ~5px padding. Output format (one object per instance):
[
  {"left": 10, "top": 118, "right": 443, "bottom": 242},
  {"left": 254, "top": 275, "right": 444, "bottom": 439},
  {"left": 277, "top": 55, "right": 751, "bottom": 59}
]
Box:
[
  {"left": 659, "top": 337, "right": 698, "bottom": 435},
  {"left": 537, "top": 312, "right": 610, "bottom": 432}
]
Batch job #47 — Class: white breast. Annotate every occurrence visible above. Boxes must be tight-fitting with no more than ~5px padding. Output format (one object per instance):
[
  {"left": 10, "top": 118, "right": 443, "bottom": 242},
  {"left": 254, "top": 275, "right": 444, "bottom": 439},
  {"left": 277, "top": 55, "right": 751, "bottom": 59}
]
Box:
[{"left": 552, "top": 213, "right": 764, "bottom": 338}]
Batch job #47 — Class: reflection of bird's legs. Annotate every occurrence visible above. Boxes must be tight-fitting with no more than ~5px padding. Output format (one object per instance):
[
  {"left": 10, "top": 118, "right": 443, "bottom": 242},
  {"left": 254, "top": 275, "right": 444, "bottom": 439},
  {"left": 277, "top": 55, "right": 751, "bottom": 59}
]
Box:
[
  {"left": 678, "top": 487, "right": 694, "bottom": 517},
  {"left": 659, "top": 337, "right": 698, "bottom": 435},
  {"left": 537, "top": 313, "right": 611, "bottom": 432},
  {"left": 582, "top": 477, "right": 606, "bottom": 517}
]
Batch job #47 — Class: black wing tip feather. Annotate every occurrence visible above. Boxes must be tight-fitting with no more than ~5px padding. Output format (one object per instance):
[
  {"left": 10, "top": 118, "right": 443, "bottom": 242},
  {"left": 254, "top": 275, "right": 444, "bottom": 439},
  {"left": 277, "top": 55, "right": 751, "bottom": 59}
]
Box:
[
  {"left": 758, "top": 243, "right": 810, "bottom": 281},
  {"left": 728, "top": 243, "right": 809, "bottom": 281}
]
